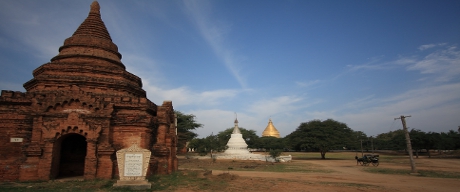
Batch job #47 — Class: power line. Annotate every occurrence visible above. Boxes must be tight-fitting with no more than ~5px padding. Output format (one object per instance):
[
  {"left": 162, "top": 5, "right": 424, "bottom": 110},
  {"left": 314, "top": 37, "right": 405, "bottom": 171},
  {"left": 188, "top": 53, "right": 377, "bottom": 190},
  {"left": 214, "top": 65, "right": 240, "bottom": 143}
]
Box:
[{"left": 388, "top": 119, "right": 397, "bottom": 133}]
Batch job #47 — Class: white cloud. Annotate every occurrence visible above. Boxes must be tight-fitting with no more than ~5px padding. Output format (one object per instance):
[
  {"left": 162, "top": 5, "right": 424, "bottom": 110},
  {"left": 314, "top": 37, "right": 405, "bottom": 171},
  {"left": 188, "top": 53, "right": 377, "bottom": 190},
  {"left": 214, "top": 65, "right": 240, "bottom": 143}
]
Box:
[
  {"left": 246, "top": 96, "right": 306, "bottom": 117},
  {"left": 407, "top": 46, "right": 460, "bottom": 82},
  {"left": 332, "top": 83, "right": 460, "bottom": 135},
  {"left": 186, "top": 109, "right": 241, "bottom": 137},
  {"left": 0, "top": 1, "right": 84, "bottom": 61},
  {"left": 346, "top": 45, "right": 460, "bottom": 83},
  {"left": 142, "top": 81, "right": 239, "bottom": 107},
  {"left": 345, "top": 56, "right": 397, "bottom": 72},
  {"left": 418, "top": 44, "right": 437, "bottom": 51},
  {"left": 183, "top": 0, "right": 247, "bottom": 88},
  {"left": 295, "top": 80, "right": 320, "bottom": 87},
  {"left": 418, "top": 43, "right": 446, "bottom": 51}
]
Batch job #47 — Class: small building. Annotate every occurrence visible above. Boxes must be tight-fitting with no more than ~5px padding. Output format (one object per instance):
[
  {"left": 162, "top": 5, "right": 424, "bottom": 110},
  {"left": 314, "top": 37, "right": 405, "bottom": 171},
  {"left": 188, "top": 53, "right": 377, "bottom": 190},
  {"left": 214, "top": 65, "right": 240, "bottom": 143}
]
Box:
[{"left": 0, "top": 1, "right": 177, "bottom": 181}]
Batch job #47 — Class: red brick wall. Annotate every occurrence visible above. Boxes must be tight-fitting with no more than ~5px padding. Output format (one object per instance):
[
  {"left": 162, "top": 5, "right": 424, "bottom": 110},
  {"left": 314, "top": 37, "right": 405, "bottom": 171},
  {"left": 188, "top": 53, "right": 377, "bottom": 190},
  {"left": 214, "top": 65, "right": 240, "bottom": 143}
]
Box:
[{"left": 0, "top": 91, "right": 33, "bottom": 181}]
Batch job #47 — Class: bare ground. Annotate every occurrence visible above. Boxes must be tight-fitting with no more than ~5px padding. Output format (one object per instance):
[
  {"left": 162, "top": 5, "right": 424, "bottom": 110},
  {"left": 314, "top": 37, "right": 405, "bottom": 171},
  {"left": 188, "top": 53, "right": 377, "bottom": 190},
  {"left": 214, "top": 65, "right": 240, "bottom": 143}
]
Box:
[{"left": 177, "top": 154, "right": 460, "bottom": 192}]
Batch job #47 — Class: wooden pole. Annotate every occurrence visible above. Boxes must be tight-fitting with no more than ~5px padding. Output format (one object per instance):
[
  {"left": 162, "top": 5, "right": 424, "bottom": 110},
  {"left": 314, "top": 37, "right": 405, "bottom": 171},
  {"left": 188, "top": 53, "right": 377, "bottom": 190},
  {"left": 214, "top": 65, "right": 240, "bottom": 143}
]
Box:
[{"left": 395, "top": 115, "right": 418, "bottom": 174}]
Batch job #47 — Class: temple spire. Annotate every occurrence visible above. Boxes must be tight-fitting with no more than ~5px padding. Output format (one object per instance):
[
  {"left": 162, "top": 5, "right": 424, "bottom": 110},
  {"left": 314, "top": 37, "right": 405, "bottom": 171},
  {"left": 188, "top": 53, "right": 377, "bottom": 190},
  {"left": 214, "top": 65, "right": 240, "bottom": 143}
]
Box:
[
  {"left": 72, "top": 1, "right": 112, "bottom": 40},
  {"left": 51, "top": 0, "right": 124, "bottom": 68}
]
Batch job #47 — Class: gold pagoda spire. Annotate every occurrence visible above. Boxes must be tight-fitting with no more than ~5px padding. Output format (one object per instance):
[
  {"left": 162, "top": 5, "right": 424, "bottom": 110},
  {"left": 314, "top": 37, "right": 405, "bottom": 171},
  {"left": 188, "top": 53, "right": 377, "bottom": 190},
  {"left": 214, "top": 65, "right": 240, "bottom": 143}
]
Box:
[{"left": 262, "top": 118, "right": 280, "bottom": 138}]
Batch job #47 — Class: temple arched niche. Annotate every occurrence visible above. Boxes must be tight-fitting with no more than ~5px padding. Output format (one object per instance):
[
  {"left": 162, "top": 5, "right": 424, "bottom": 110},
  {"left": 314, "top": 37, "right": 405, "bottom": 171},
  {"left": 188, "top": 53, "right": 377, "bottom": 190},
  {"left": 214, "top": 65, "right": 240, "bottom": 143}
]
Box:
[
  {"left": 50, "top": 133, "right": 87, "bottom": 179},
  {"left": 38, "top": 99, "right": 105, "bottom": 180}
]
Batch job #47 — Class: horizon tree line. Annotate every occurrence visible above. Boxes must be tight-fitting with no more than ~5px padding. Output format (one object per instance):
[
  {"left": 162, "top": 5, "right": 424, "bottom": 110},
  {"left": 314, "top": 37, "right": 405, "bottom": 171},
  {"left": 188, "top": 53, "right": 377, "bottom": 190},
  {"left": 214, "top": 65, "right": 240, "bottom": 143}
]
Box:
[{"left": 176, "top": 111, "right": 460, "bottom": 159}]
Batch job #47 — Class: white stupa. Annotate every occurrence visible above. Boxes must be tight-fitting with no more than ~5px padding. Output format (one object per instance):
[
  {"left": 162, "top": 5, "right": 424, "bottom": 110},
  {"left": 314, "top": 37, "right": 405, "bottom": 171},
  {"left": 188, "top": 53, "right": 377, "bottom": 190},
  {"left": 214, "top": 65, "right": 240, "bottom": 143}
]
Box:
[
  {"left": 205, "top": 115, "right": 292, "bottom": 162},
  {"left": 223, "top": 118, "right": 251, "bottom": 155}
]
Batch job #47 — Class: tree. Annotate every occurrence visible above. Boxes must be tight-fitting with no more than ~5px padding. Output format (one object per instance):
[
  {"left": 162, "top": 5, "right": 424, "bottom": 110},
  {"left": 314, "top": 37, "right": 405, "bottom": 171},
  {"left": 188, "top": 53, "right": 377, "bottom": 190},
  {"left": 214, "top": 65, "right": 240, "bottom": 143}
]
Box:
[
  {"left": 375, "top": 129, "right": 405, "bottom": 150},
  {"left": 409, "top": 129, "right": 427, "bottom": 158},
  {"left": 436, "top": 130, "right": 459, "bottom": 151},
  {"left": 352, "top": 131, "right": 368, "bottom": 153},
  {"left": 188, "top": 133, "right": 227, "bottom": 156},
  {"left": 286, "top": 119, "right": 354, "bottom": 159},
  {"left": 423, "top": 132, "right": 440, "bottom": 157},
  {"left": 255, "top": 136, "right": 286, "bottom": 151},
  {"left": 176, "top": 111, "right": 203, "bottom": 151}
]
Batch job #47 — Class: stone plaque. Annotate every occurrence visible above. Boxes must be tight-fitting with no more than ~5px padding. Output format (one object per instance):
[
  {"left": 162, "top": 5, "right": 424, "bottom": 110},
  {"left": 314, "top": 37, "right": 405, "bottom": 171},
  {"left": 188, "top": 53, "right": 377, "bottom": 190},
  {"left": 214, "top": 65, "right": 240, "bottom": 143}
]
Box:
[
  {"left": 114, "top": 144, "right": 152, "bottom": 189},
  {"left": 124, "top": 153, "right": 143, "bottom": 176},
  {"left": 10, "top": 138, "right": 23, "bottom": 142}
]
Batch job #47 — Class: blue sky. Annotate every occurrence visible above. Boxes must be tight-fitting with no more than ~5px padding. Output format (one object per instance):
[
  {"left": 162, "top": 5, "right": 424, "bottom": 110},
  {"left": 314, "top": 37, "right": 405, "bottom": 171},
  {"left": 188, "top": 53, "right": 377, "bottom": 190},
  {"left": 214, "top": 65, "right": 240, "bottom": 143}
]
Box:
[{"left": 1, "top": 0, "right": 460, "bottom": 138}]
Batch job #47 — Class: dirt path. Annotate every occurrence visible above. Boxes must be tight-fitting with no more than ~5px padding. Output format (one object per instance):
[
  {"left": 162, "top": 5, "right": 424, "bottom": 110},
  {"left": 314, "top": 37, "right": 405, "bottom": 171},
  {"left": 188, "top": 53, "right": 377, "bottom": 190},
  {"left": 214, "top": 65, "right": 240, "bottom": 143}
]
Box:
[{"left": 208, "top": 159, "right": 460, "bottom": 192}]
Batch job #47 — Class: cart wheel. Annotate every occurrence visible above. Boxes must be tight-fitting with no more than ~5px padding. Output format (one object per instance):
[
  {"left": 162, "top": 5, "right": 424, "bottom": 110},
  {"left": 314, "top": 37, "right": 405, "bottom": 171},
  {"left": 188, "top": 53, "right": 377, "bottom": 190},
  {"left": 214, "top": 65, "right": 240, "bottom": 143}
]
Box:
[{"left": 372, "top": 162, "right": 379, "bottom": 166}]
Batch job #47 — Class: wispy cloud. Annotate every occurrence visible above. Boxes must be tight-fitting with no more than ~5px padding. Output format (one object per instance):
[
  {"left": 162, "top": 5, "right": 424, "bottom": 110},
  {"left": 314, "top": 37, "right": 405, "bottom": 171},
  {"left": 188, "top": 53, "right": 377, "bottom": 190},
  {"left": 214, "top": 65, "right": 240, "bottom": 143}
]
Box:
[
  {"left": 345, "top": 56, "right": 387, "bottom": 71},
  {"left": 142, "top": 81, "right": 239, "bottom": 107},
  {"left": 407, "top": 46, "right": 460, "bottom": 82},
  {"left": 186, "top": 109, "right": 245, "bottom": 136},
  {"left": 295, "top": 80, "right": 320, "bottom": 88},
  {"left": 183, "top": 0, "right": 247, "bottom": 88},
  {"left": 345, "top": 45, "right": 460, "bottom": 83},
  {"left": 247, "top": 96, "right": 306, "bottom": 117},
  {"left": 418, "top": 43, "right": 446, "bottom": 51},
  {"left": 329, "top": 82, "right": 460, "bottom": 135},
  {"left": 0, "top": 1, "right": 84, "bottom": 61}
]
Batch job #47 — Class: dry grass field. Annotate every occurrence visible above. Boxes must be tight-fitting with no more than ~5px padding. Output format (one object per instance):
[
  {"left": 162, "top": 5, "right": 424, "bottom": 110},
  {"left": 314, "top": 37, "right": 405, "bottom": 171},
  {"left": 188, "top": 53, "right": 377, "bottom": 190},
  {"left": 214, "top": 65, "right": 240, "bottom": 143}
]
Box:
[
  {"left": 1, "top": 152, "right": 459, "bottom": 191},
  {"left": 176, "top": 151, "right": 460, "bottom": 192}
]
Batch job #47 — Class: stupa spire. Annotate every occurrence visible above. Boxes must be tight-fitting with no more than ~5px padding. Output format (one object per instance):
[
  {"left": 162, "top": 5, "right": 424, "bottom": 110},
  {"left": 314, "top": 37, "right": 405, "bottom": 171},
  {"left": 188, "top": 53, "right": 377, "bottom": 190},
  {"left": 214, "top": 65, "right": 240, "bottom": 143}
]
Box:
[
  {"left": 262, "top": 118, "right": 281, "bottom": 138},
  {"left": 51, "top": 0, "right": 124, "bottom": 68},
  {"left": 233, "top": 113, "right": 241, "bottom": 134},
  {"left": 24, "top": 1, "right": 146, "bottom": 97},
  {"left": 72, "top": 1, "right": 111, "bottom": 40}
]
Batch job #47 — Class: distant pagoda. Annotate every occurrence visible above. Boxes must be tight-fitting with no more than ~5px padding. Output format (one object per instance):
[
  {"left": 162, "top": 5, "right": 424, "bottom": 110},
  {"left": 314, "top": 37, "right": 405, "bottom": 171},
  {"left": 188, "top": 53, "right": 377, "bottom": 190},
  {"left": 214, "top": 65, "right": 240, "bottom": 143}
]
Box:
[
  {"left": 223, "top": 117, "right": 251, "bottom": 155},
  {"left": 213, "top": 117, "right": 291, "bottom": 162},
  {"left": 262, "top": 118, "right": 281, "bottom": 138}
]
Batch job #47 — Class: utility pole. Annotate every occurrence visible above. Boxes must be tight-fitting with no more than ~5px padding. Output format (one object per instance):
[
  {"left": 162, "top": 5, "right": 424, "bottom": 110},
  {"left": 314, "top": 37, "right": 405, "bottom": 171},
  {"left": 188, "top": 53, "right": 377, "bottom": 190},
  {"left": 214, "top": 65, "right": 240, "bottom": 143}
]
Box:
[
  {"left": 394, "top": 115, "right": 418, "bottom": 174},
  {"left": 371, "top": 136, "right": 374, "bottom": 155},
  {"left": 360, "top": 140, "right": 364, "bottom": 157},
  {"left": 355, "top": 136, "right": 358, "bottom": 156}
]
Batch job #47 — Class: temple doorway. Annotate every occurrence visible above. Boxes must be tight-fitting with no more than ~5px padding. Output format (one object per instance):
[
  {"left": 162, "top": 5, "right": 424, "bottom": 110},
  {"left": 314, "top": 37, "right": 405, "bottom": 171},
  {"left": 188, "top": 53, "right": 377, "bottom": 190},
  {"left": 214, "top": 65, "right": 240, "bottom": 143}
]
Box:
[{"left": 57, "top": 134, "right": 87, "bottom": 178}]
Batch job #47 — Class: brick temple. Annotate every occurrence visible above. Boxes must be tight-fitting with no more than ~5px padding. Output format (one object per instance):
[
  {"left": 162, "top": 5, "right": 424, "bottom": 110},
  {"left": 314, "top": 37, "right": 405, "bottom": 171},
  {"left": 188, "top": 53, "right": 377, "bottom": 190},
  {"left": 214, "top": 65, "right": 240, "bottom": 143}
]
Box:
[{"left": 0, "top": 1, "right": 178, "bottom": 181}]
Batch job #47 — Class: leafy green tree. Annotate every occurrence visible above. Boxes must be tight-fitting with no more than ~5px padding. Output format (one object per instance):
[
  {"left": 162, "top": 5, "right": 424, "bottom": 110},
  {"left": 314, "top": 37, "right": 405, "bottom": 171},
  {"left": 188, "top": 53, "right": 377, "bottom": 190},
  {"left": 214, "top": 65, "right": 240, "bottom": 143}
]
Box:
[
  {"left": 286, "top": 119, "right": 354, "bottom": 159},
  {"left": 188, "top": 133, "right": 227, "bottom": 156},
  {"left": 348, "top": 131, "right": 369, "bottom": 155},
  {"left": 176, "top": 111, "right": 203, "bottom": 150},
  {"left": 409, "top": 129, "right": 427, "bottom": 158},
  {"left": 269, "top": 149, "right": 283, "bottom": 159},
  {"left": 435, "top": 130, "right": 459, "bottom": 150},
  {"left": 423, "top": 131, "right": 440, "bottom": 157},
  {"left": 374, "top": 132, "right": 393, "bottom": 150},
  {"left": 374, "top": 129, "right": 405, "bottom": 150},
  {"left": 255, "top": 136, "right": 286, "bottom": 151}
]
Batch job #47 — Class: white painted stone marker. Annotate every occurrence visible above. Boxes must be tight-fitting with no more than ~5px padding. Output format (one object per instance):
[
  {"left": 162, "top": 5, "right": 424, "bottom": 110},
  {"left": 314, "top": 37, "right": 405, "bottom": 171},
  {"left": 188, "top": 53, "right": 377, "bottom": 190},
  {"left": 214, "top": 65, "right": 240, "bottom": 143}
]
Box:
[{"left": 113, "top": 144, "right": 152, "bottom": 190}]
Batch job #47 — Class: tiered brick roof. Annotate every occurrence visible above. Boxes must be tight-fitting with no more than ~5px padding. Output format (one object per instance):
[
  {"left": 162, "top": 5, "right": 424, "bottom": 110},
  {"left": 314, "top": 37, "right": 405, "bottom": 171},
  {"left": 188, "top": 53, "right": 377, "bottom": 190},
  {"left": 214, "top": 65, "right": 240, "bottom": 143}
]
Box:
[{"left": 24, "top": 1, "right": 146, "bottom": 97}]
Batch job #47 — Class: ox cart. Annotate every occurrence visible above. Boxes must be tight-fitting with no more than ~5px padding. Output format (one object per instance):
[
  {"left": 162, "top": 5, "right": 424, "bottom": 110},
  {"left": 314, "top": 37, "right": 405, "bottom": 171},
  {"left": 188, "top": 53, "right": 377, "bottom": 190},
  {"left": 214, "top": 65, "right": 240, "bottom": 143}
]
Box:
[{"left": 356, "top": 154, "right": 379, "bottom": 166}]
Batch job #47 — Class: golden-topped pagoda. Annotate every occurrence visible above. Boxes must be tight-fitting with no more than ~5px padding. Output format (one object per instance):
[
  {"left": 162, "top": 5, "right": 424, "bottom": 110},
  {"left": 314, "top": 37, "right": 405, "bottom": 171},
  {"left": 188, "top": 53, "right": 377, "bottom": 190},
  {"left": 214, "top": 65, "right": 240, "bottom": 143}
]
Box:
[{"left": 262, "top": 118, "right": 281, "bottom": 138}]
